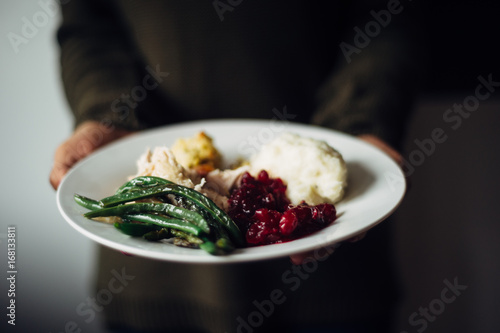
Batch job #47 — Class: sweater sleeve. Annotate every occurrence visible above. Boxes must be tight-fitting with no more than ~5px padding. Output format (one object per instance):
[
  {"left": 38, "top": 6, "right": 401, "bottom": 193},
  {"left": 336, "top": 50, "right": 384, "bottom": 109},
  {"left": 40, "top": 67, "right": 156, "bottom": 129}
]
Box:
[
  {"left": 57, "top": 0, "right": 152, "bottom": 130},
  {"left": 311, "top": 0, "right": 424, "bottom": 147}
]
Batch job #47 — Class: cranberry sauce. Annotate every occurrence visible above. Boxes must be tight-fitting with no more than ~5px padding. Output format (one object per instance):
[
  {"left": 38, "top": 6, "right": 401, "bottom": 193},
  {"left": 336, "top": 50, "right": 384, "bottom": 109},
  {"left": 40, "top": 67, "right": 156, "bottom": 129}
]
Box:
[{"left": 228, "top": 170, "right": 337, "bottom": 246}]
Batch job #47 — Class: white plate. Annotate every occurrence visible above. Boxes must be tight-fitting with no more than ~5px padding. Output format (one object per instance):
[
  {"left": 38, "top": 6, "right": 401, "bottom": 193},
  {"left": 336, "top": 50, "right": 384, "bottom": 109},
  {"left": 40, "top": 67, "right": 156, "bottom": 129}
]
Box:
[{"left": 57, "top": 119, "right": 406, "bottom": 263}]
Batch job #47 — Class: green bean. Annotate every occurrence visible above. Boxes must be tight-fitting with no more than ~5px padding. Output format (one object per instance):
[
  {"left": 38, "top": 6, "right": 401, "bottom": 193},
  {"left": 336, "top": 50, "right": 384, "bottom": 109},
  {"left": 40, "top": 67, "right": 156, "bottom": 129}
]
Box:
[
  {"left": 215, "top": 238, "right": 235, "bottom": 252},
  {"left": 114, "top": 221, "right": 162, "bottom": 236},
  {"left": 173, "top": 195, "right": 234, "bottom": 251},
  {"left": 84, "top": 202, "right": 208, "bottom": 233},
  {"left": 204, "top": 213, "right": 235, "bottom": 252},
  {"left": 173, "top": 196, "right": 226, "bottom": 242},
  {"left": 168, "top": 231, "right": 221, "bottom": 255},
  {"left": 143, "top": 228, "right": 171, "bottom": 241},
  {"left": 124, "top": 213, "right": 204, "bottom": 236},
  {"left": 99, "top": 184, "right": 244, "bottom": 247},
  {"left": 199, "top": 239, "right": 217, "bottom": 254},
  {"left": 74, "top": 194, "right": 102, "bottom": 210},
  {"left": 215, "top": 225, "right": 234, "bottom": 251},
  {"left": 167, "top": 221, "right": 231, "bottom": 254},
  {"left": 76, "top": 177, "right": 240, "bottom": 254},
  {"left": 170, "top": 229, "right": 203, "bottom": 245},
  {"left": 103, "top": 191, "right": 212, "bottom": 235},
  {"left": 115, "top": 176, "right": 173, "bottom": 194}
]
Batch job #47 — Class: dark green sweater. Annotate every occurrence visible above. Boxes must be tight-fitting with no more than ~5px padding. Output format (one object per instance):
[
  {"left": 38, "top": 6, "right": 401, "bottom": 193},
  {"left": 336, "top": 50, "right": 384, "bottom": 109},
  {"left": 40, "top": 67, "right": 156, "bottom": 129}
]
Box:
[
  {"left": 58, "top": 0, "right": 421, "bottom": 146},
  {"left": 57, "top": 1, "right": 421, "bottom": 331}
]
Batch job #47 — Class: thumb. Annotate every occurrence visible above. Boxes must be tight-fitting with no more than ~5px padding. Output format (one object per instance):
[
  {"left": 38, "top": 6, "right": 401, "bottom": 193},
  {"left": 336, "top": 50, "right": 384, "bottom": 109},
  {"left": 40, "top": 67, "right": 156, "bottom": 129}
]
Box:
[{"left": 49, "top": 121, "right": 133, "bottom": 190}]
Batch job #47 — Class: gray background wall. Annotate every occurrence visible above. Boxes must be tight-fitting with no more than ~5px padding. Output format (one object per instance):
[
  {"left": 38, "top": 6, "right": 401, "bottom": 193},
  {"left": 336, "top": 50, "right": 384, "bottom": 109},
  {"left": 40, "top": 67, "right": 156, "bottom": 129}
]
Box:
[{"left": 1, "top": 1, "right": 498, "bottom": 332}]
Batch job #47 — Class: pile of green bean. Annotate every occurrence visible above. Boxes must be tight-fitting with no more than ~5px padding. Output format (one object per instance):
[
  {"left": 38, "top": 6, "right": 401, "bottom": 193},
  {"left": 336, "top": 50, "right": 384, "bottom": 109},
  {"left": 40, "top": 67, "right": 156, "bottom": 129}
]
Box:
[{"left": 74, "top": 176, "right": 244, "bottom": 255}]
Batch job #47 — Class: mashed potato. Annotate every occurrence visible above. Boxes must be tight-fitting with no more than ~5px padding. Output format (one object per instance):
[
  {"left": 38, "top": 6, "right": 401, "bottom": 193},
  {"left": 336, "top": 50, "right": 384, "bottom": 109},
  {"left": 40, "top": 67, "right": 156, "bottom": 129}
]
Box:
[{"left": 249, "top": 132, "right": 347, "bottom": 205}]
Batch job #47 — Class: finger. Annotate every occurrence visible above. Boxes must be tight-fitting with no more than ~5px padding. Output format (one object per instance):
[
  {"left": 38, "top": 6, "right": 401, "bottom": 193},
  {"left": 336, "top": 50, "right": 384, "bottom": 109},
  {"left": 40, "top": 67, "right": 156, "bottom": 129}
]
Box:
[
  {"left": 49, "top": 161, "right": 69, "bottom": 190},
  {"left": 289, "top": 244, "right": 338, "bottom": 265},
  {"left": 49, "top": 122, "right": 133, "bottom": 190},
  {"left": 49, "top": 135, "right": 97, "bottom": 190},
  {"left": 289, "top": 251, "right": 315, "bottom": 265},
  {"left": 49, "top": 142, "right": 80, "bottom": 190},
  {"left": 357, "top": 134, "right": 413, "bottom": 191}
]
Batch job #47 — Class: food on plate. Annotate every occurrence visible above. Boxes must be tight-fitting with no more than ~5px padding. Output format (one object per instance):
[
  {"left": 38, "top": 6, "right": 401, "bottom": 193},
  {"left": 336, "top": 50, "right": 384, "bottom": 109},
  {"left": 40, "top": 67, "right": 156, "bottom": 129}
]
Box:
[
  {"left": 171, "top": 131, "right": 222, "bottom": 175},
  {"left": 75, "top": 176, "right": 243, "bottom": 255},
  {"left": 250, "top": 132, "right": 347, "bottom": 205},
  {"left": 228, "top": 170, "right": 337, "bottom": 246},
  {"left": 74, "top": 131, "right": 345, "bottom": 255},
  {"left": 133, "top": 146, "right": 197, "bottom": 189},
  {"left": 132, "top": 144, "right": 238, "bottom": 210}
]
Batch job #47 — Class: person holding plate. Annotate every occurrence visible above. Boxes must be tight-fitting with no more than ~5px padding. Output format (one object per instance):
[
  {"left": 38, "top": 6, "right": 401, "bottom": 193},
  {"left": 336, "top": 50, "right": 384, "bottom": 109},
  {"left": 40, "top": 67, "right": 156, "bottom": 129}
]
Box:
[{"left": 50, "top": 0, "right": 422, "bottom": 332}]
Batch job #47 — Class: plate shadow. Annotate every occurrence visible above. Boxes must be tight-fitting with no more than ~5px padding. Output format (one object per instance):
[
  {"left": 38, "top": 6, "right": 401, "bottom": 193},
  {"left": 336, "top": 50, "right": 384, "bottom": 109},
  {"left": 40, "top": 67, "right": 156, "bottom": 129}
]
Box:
[{"left": 341, "top": 161, "right": 376, "bottom": 203}]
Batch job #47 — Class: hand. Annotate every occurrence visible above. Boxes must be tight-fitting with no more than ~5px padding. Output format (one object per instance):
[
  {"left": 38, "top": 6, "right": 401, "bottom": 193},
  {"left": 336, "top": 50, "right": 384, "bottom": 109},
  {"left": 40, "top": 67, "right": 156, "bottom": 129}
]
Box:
[
  {"left": 357, "top": 134, "right": 404, "bottom": 167},
  {"left": 49, "top": 121, "right": 134, "bottom": 190},
  {"left": 288, "top": 134, "right": 403, "bottom": 265}
]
